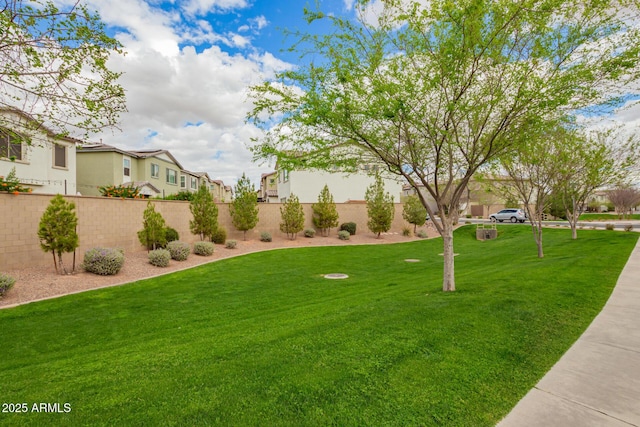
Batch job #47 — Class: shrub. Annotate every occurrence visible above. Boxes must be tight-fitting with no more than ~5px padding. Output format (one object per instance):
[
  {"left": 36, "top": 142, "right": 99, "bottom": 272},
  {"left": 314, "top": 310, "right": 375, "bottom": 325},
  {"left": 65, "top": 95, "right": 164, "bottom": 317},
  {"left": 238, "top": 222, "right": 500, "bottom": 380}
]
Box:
[
  {"left": 212, "top": 227, "right": 227, "bottom": 244},
  {"left": 280, "top": 194, "right": 305, "bottom": 240},
  {"left": 0, "top": 273, "right": 16, "bottom": 298},
  {"left": 605, "top": 223, "right": 615, "bottom": 231},
  {"left": 149, "top": 249, "right": 171, "bottom": 267},
  {"left": 99, "top": 184, "right": 140, "bottom": 198},
  {"left": 339, "top": 222, "right": 357, "bottom": 235},
  {"left": 225, "top": 240, "right": 237, "bottom": 249},
  {"left": 194, "top": 241, "right": 215, "bottom": 256},
  {"left": 190, "top": 185, "right": 219, "bottom": 241},
  {"left": 38, "top": 194, "right": 79, "bottom": 274},
  {"left": 260, "top": 232, "right": 272, "bottom": 242},
  {"left": 138, "top": 201, "right": 167, "bottom": 251},
  {"left": 416, "top": 230, "right": 428, "bottom": 238},
  {"left": 167, "top": 241, "right": 191, "bottom": 261},
  {"left": 81, "top": 247, "right": 125, "bottom": 275},
  {"left": 312, "top": 185, "right": 339, "bottom": 236},
  {"left": 624, "top": 224, "right": 634, "bottom": 232},
  {"left": 304, "top": 228, "right": 316, "bottom": 238},
  {"left": 338, "top": 230, "right": 351, "bottom": 240},
  {"left": 402, "top": 226, "right": 411, "bottom": 236},
  {"left": 165, "top": 227, "right": 180, "bottom": 243}
]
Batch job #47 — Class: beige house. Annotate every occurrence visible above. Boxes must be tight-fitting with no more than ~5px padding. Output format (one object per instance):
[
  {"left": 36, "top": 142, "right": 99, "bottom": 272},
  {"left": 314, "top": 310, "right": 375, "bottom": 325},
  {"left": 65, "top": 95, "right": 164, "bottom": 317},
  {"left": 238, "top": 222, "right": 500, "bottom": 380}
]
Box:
[
  {"left": 259, "top": 171, "right": 278, "bottom": 203},
  {"left": 76, "top": 143, "right": 185, "bottom": 197},
  {"left": 0, "top": 108, "right": 79, "bottom": 195}
]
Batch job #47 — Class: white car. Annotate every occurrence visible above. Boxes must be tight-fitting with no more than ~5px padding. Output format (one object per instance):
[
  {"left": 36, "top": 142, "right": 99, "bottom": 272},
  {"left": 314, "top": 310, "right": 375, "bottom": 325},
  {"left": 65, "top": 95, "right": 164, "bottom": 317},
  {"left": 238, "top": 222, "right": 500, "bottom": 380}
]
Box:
[{"left": 489, "top": 209, "right": 527, "bottom": 223}]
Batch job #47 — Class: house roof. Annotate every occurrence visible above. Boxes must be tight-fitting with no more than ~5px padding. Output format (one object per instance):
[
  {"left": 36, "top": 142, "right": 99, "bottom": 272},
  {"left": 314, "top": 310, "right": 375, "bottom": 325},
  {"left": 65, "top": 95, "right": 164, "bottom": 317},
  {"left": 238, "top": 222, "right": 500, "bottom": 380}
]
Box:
[
  {"left": 77, "top": 143, "right": 184, "bottom": 170},
  {"left": 127, "top": 181, "right": 160, "bottom": 194},
  {"left": 0, "top": 107, "right": 82, "bottom": 145}
]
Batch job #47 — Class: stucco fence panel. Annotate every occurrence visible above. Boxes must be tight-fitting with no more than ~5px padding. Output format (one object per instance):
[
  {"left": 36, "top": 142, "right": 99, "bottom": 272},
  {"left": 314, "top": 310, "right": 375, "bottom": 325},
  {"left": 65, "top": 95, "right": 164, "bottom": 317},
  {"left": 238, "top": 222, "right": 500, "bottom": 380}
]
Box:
[{"left": 0, "top": 194, "right": 408, "bottom": 270}]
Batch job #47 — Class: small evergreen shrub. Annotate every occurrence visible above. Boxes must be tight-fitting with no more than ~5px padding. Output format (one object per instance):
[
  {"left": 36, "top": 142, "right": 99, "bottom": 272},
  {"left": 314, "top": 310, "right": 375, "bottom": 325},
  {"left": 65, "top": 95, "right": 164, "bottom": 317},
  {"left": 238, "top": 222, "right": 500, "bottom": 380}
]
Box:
[
  {"left": 339, "top": 222, "right": 357, "bottom": 235},
  {"left": 194, "top": 241, "right": 215, "bottom": 256},
  {"left": 624, "top": 224, "right": 633, "bottom": 232},
  {"left": 260, "top": 232, "right": 272, "bottom": 242},
  {"left": 338, "top": 230, "right": 351, "bottom": 240},
  {"left": 402, "top": 226, "right": 411, "bottom": 236},
  {"left": 81, "top": 247, "right": 125, "bottom": 275},
  {"left": 225, "top": 240, "right": 237, "bottom": 249},
  {"left": 605, "top": 223, "right": 615, "bottom": 231},
  {"left": 165, "top": 227, "right": 180, "bottom": 243},
  {"left": 167, "top": 241, "right": 191, "bottom": 261},
  {"left": 304, "top": 228, "right": 316, "bottom": 238},
  {"left": 149, "top": 249, "right": 171, "bottom": 267},
  {"left": 212, "top": 227, "right": 227, "bottom": 244},
  {"left": 416, "top": 230, "right": 428, "bottom": 238},
  {"left": 0, "top": 273, "right": 16, "bottom": 298}
]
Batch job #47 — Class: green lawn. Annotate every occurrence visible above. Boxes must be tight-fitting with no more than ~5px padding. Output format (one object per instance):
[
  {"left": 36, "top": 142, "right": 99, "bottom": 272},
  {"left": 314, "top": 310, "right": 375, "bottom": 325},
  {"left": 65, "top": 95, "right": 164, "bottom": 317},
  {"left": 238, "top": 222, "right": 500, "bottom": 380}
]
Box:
[
  {"left": 579, "top": 213, "right": 640, "bottom": 221},
  {"left": 1, "top": 226, "right": 637, "bottom": 426}
]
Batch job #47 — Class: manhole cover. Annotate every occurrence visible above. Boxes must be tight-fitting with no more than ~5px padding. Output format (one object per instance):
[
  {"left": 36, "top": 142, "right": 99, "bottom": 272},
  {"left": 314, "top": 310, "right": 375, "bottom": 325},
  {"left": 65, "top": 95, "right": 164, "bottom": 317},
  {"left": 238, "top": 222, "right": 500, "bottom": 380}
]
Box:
[
  {"left": 438, "top": 253, "right": 460, "bottom": 256},
  {"left": 404, "top": 259, "right": 421, "bottom": 262},
  {"left": 324, "top": 273, "right": 349, "bottom": 279}
]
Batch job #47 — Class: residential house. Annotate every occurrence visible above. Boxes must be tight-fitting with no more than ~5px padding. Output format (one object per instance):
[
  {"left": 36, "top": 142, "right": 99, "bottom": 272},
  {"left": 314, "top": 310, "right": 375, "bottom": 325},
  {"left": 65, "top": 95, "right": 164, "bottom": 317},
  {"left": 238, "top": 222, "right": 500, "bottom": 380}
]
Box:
[
  {"left": 76, "top": 143, "right": 185, "bottom": 197},
  {"left": 0, "top": 108, "right": 79, "bottom": 195},
  {"left": 276, "top": 165, "right": 403, "bottom": 203},
  {"left": 258, "top": 171, "right": 278, "bottom": 203}
]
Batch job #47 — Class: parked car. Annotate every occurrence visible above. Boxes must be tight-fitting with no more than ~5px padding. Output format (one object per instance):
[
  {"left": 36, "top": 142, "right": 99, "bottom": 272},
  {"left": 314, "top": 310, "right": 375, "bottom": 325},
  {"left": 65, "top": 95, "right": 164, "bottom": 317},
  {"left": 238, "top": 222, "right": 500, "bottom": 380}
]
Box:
[{"left": 489, "top": 209, "right": 527, "bottom": 223}]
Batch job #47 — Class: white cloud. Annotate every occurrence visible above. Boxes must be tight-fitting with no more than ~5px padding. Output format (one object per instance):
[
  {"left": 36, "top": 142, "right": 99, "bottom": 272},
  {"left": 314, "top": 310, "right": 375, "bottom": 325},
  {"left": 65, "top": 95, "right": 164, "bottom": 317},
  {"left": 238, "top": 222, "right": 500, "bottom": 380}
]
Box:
[{"left": 182, "top": 0, "right": 250, "bottom": 16}]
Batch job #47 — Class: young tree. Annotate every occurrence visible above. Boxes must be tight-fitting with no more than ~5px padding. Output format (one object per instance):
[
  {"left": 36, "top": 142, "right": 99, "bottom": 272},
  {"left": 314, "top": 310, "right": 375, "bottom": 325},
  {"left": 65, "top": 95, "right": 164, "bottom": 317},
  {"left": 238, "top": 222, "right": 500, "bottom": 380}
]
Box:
[
  {"left": 312, "top": 184, "right": 339, "bottom": 236},
  {"left": 190, "top": 185, "right": 219, "bottom": 241},
  {"left": 248, "top": 0, "right": 640, "bottom": 291},
  {"left": 366, "top": 174, "right": 395, "bottom": 238},
  {"left": 229, "top": 173, "right": 259, "bottom": 241},
  {"left": 402, "top": 195, "right": 426, "bottom": 234},
  {"left": 137, "top": 201, "right": 167, "bottom": 251},
  {"left": 0, "top": 0, "right": 126, "bottom": 139},
  {"left": 280, "top": 194, "right": 305, "bottom": 240},
  {"left": 37, "top": 194, "right": 79, "bottom": 274}
]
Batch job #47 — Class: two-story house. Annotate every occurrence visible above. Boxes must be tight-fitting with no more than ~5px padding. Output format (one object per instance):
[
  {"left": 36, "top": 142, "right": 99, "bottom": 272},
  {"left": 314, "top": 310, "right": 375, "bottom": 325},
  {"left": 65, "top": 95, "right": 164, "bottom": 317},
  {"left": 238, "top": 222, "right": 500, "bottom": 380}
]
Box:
[
  {"left": 258, "top": 171, "right": 278, "bottom": 203},
  {"left": 0, "top": 108, "right": 80, "bottom": 195}
]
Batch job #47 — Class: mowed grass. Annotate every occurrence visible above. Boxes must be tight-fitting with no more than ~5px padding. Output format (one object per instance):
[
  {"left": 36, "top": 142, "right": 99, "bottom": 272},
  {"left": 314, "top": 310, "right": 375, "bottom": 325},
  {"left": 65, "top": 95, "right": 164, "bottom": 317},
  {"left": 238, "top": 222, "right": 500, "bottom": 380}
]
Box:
[
  {"left": 579, "top": 213, "right": 640, "bottom": 221},
  {"left": 1, "top": 227, "right": 637, "bottom": 426}
]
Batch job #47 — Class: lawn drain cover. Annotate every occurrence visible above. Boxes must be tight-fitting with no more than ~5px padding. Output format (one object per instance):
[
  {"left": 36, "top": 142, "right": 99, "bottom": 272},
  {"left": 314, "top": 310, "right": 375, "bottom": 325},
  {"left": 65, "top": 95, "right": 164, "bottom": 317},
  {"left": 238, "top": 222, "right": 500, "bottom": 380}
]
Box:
[
  {"left": 324, "top": 273, "right": 349, "bottom": 279},
  {"left": 404, "top": 259, "right": 421, "bottom": 262}
]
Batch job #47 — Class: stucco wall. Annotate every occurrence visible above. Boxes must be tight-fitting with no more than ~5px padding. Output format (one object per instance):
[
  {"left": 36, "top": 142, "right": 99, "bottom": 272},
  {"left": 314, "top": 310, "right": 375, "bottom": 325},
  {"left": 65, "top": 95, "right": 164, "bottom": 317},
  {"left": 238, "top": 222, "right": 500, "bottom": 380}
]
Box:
[{"left": 0, "top": 194, "right": 409, "bottom": 270}]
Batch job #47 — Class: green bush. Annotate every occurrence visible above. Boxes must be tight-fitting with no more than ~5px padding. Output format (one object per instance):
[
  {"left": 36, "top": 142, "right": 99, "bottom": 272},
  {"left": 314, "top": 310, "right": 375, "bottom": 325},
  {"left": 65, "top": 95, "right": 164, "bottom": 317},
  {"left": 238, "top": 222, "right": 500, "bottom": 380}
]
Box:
[
  {"left": 605, "top": 223, "right": 615, "bottom": 231},
  {"left": 416, "top": 230, "right": 428, "bottom": 238},
  {"left": 339, "top": 222, "right": 357, "bottom": 235},
  {"left": 149, "top": 249, "right": 171, "bottom": 267},
  {"left": 194, "top": 241, "right": 215, "bottom": 256},
  {"left": 402, "top": 226, "right": 411, "bottom": 236},
  {"left": 338, "top": 230, "right": 350, "bottom": 240},
  {"left": 165, "top": 227, "right": 180, "bottom": 243},
  {"left": 81, "top": 247, "right": 125, "bottom": 275},
  {"left": 624, "top": 224, "right": 634, "bottom": 232},
  {"left": 260, "top": 232, "right": 272, "bottom": 242},
  {"left": 164, "top": 191, "right": 194, "bottom": 201},
  {"left": 212, "top": 227, "right": 227, "bottom": 244},
  {"left": 167, "top": 241, "right": 191, "bottom": 261},
  {"left": 304, "top": 228, "right": 316, "bottom": 238},
  {"left": 225, "top": 240, "right": 237, "bottom": 249},
  {"left": 0, "top": 273, "right": 16, "bottom": 298}
]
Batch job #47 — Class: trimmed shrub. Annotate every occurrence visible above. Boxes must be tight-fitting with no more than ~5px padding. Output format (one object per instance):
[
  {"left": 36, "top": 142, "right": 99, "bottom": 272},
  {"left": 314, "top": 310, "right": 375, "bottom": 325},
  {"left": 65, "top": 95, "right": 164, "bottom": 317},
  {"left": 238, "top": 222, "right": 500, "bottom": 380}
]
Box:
[
  {"left": 212, "top": 227, "right": 227, "bottom": 244},
  {"left": 605, "top": 223, "right": 615, "bottom": 231},
  {"left": 260, "top": 232, "right": 272, "bottom": 242},
  {"left": 339, "top": 222, "right": 357, "bottom": 235},
  {"left": 194, "top": 241, "right": 215, "bottom": 256},
  {"left": 624, "top": 224, "right": 634, "bottom": 232},
  {"left": 402, "top": 226, "right": 411, "bottom": 236},
  {"left": 0, "top": 273, "right": 16, "bottom": 298},
  {"left": 225, "top": 240, "right": 237, "bottom": 249},
  {"left": 338, "top": 230, "right": 351, "bottom": 240},
  {"left": 167, "top": 241, "right": 191, "bottom": 261},
  {"left": 304, "top": 228, "right": 316, "bottom": 238},
  {"left": 416, "top": 230, "right": 428, "bottom": 238},
  {"left": 81, "top": 247, "right": 125, "bottom": 275},
  {"left": 149, "top": 249, "right": 171, "bottom": 267},
  {"left": 165, "top": 227, "right": 180, "bottom": 243}
]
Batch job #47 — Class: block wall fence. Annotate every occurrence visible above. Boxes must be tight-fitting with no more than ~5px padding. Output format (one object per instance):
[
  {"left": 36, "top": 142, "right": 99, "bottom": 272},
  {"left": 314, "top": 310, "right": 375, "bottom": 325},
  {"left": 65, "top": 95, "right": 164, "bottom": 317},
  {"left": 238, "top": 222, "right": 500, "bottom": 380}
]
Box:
[{"left": 0, "top": 193, "right": 409, "bottom": 270}]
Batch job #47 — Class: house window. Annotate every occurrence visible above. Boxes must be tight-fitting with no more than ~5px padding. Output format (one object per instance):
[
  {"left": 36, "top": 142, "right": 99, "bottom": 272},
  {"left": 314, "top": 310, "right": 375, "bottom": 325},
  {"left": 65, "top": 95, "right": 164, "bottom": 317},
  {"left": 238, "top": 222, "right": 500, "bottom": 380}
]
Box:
[
  {"left": 53, "top": 144, "right": 67, "bottom": 168},
  {"left": 151, "top": 163, "right": 159, "bottom": 178},
  {"left": 167, "top": 168, "right": 177, "bottom": 185},
  {"left": 0, "top": 128, "right": 23, "bottom": 161},
  {"left": 191, "top": 177, "right": 197, "bottom": 190},
  {"left": 180, "top": 175, "right": 186, "bottom": 188},
  {"left": 123, "top": 158, "right": 131, "bottom": 177}
]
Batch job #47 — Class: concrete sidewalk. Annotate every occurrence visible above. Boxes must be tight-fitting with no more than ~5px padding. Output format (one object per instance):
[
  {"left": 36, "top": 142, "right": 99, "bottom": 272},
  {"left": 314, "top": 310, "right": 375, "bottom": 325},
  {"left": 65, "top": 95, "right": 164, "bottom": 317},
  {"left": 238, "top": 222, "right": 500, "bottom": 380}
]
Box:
[{"left": 497, "top": 238, "right": 640, "bottom": 426}]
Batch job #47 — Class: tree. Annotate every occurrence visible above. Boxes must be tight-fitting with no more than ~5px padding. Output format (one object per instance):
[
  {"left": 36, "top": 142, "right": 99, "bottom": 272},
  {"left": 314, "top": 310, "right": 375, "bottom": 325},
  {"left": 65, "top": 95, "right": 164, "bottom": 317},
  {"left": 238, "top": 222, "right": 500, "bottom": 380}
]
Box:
[
  {"left": 229, "top": 173, "right": 259, "bottom": 240},
  {"left": 312, "top": 184, "right": 339, "bottom": 236},
  {"left": 190, "top": 185, "right": 219, "bottom": 241},
  {"left": 280, "top": 194, "right": 305, "bottom": 240},
  {"left": 37, "top": 194, "right": 79, "bottom": 274},
  {"left": 248, "top": 0, "right": 640, "bottom": 291},
  {"left": 0, "top": 0, "right": 126, "bottom": 139},
  {"left": 137, "top": 201, "right": 167, "bottom": 251},
  {"left": 607, "top": 186, "right": 640, "bottom": 219},
  {"left": 402, "top": 195, "right": 426, "bottom": 233},
  {"left": 366, "top": 174, "right": 395, "bottom": 238}
]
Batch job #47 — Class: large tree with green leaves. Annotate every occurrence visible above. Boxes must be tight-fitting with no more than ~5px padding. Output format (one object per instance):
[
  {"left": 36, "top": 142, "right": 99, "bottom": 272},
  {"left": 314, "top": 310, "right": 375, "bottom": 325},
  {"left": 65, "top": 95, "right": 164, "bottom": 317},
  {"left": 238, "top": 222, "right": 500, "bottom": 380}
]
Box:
[
  {"left": 229, "top": 173, "right": 259, "bottom": 241},
  {"left": 190, "top": 185, "right": 219, "bottom": 241},
  {"left": 38, "top": 194, "right": 79, "bottom": 274},
  {"left": 248, "top": 0, "right": 640, "bottom": 291},
  {"left": 312, "top": 184, "right": 339, "bottom": 236},
  {"left": 0, "top": 0, "right": 126, "bottom": 139}
]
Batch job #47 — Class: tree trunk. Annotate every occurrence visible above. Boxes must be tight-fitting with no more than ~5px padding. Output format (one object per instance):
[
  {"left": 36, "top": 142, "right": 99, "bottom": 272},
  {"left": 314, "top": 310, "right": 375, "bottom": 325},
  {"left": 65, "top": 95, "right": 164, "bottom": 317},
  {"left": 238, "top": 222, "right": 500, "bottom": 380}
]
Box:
[
  {"left": 442, "top": 221, "right": 456, "bottom": 292},
  {"left": 532, "top": 221, "right": 544, "bottom": 258}
]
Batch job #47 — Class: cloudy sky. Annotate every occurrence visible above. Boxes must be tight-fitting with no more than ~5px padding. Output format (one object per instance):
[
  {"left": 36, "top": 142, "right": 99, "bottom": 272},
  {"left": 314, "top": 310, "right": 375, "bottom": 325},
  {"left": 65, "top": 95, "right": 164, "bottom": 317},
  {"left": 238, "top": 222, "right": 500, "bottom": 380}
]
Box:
[{"left": 70, "top": 0, "right": 639, "bottom": 187}]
